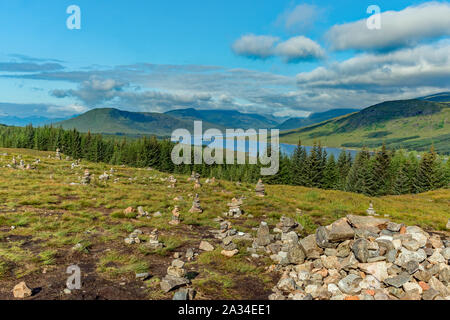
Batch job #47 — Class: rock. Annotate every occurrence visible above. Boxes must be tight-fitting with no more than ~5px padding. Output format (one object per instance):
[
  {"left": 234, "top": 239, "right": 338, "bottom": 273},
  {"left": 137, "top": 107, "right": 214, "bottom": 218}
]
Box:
[
  {"left": 321, "top": 255, "right": 341, "bottom": 270},
  {"left": 255, "top": 222, "right": 271, "bottom": 246},
  {"left": 160, "top": 275, "right": 189, "bottom": 293},
  {"left": 427, "top": 250, "right": 445, "bottom": 264},
  {"left": 188, "top": 194, "right": 203, "bottom": 213},
  {"left": 287, "top": 244, "right": 306, "bottom": 264},
  {"left": 315, "top": 227, "right": 337, "bottom": 249},
  {"left": 255, "top": 179, "right": 265, "bottom": 197},
  {"left": 366, "top": 203, "right": 376, "bottom": 216},
  {"left": 428, "top": 276, "right": 449, "bottom": 297},
  {"left": 384, "top": 272, "right": 411, "bottom": 288},
  {"left": 403, "top": 282, "right": 422, "bottom": 295},
  {"left": 359, "top": 275, "right": 381, "bottom": 290},
  {"left": 199, "top": 240, "right": 214, "bottom": 251},
  {"left": 63, "top": 288, "right": 71, "bottom": 295},
  {"left": 422, "top": 288, "right": 440, "bottom": 300},
  {"left": 327, "top": 218, "right": 355, "bottom": 242},
  {"left": 358, "top": 261, "right": 389, "bottom": 282},
  {"left": 346, "top": 215, "right": 388, "bottom": 232},
  {"left": 12, "top": 282, "right": 32, "bottom": 298},
  {"left": 395, "top": 248, "right": 427, "bottom": 267},
  {"left": 352, "top": 238, "right": 370, "bottom": 263},
  {"left": 173, "top": 288, "right": 195, "bottom": 300},
  {"left": 338, "top": 274, "right": 362, "bottom": 295},
  {"left": 277, "top": 278, "right": 296, "bottom": 292},
  {"left": 171, "top": 259, "right": 185, "bottom": 268},
  {"left": 167, "top": 266, "right": 186, "bottom": 278},
  {"left": 123, "top": 207, "right": 135, "bottom": 215},
  {"left": 169, "top": 206, "right": 181, "bottom": 225},
  {"left": 387, "top": 222, "right": 402, "bottom": 232},
  {"left": 405, "top": 260, "right": 420, "bottom": 274},
  {"left": 221, "top": 249, "right": 239, "bottom": 257},
  {"left": 446, "top": 219, "right": 450, "bottom": 230},
  {"left": 300, "top": 234, "right": 323, "bottom": 259},
  {"left": 135, "top": 272, "right": 150, "bottom": 280}
]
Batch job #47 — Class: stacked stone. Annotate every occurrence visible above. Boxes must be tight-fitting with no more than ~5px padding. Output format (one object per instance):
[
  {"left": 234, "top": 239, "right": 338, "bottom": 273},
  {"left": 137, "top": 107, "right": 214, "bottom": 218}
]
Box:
[
  {"left": 137, "top": 206, "right": 150, "bottom": 218},
  {"left": 187, "top": 171, "right": 200, "bottom": 182},
  {"left": 81, "top": 169, "right": 91, "bottom": 185},
  {"left": 189, "top": 194, "right": 203, "bottom": 213},
  {"left": 193, "top": 178, "right": 202, "bottom": 189},
  {"left": 366, "top": 203, "right": 376, "bottom": 216},
  {"left": 168, "top": 175, "right": 177, "bottom": 188},
  {"left": 224, "top": 198, "right": 244, "bottom": 218},
  {"left": 99, "top": 171, "right": 110, "bottom": 182},
  {"left": 55, "top": 148, "right": 62, "bottom": 160},
  {"left": 255, "top": 179, "right": 265, "bottom": 197},
  {"left": 144, "top": 229, "right": 164, "bottom": 250},
  {"left": 124, "top": 229, "right": 143, "bottom": 245},
  {"left": 169, "top": 206, "right": 181, "bottom": 225},
  {"left": 267, "top": 215, "right": 449, "bottom": 300},
  {"left": 205, "top": 177, "right": 216, "bottom": 184},
  {"left": 160, "top": 259, "right": 190, "bottom": 293}
]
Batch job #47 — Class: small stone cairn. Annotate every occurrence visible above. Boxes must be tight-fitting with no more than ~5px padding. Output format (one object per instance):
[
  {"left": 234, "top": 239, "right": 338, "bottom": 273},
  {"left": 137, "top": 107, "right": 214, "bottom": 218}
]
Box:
[
  {"left": 169, "top": 206, "right": 181, "bottom": 225},
  {"left": 124, "top": 229, "right": 143, "bottom": 245},
  {"left": 367, "top": 202, "right": 376, "bottom": 216},
  {"left": 255, "top": 179, "right": 265, "bottom": 197},
  {"left": 168, "top": 175, "right": 177, "bottom": 188},
  {"left": 55, "top": 148, "right": 62, "bottom": 160},
  {"left": 224, "top": 198, "right": 244, "bottom": 218},
  {"left": 193, "top": 178, "right": 202, "bottom": 189},
  {"left": 81, "top": 169, "right": 91, "bottom": 185},
  {"left": 160, "top": 258, "right": 190, "bottom": 293},
  {"left": 144, "top": 229, "right": 164, "bottom": 250},
  {"left": 137, "top": 206, "right": 150, "bottom": 218},
  {"left": 189, "top": 194, "right": 203, "bottom": 213},
  {"left": 264, "top": 214, "right": 449, "bottom": 300},
  {"left": 187, "top": 171, "right": 200, "bottom": 182},
  {"left": 99, "top": 171, "right": 110, "bottom": 182}
]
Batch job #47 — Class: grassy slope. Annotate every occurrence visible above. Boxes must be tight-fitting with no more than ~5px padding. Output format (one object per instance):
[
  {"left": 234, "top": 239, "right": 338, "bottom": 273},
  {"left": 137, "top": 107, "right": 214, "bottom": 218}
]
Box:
[
  {"left": 0, "top": 148, "right": 448, "bottom": 299},
  {"left": 55, "top": 108, "right": 219, "bottom": 136},
  {"left": 280, "top": 100, "right": 450, "bottom": 154}
]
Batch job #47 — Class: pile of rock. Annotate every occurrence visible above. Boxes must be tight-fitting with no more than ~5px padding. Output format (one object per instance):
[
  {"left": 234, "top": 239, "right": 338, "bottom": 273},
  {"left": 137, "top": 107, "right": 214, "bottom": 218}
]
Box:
[
  {"left": 224, "top": 198, "right": 244, "bottom": 218},
  {"left": 193, "top": 178, "right": 202, "bottom": 189},
  {"left": 99, "top": 171, "right": 110, "bottom": 182},
  {"left": 187, "top": 171, "right": 200, "bottom": 182},
  {"left": 169, "top": 206, "right": 181, "bottom": 225},
  {"left": 205, "top": 177, "right": 216, "bottom": 184},
  {"left": 55, "top": 148, "right": 62, "bottom": 160},
  {"left": 189, "top": 194, "right": 203, "bottom": 213},
  {"left": 143, "top": 229, "right": 164, "bottom": 250},
  {"left": 81, "top": 169, "right": 91, "bottom": 185},
  {"left": 255, "top": 179, "right": 265, "bottom": 197},
  {"left": 267, "top": 215, "right": 449, "bottom": 300},
  {"left": 124, "top": 229, "right": 143, "bottom": 245},
  {"left": 160, "top": 259, "right": 190, "bottom": 293},
  {"left": 168, "top": 175, "right": 177, "bottom": 188}
]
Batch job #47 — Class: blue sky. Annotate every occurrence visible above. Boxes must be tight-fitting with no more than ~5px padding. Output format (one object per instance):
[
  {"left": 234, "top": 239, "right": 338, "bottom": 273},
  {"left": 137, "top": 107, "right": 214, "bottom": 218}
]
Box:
[{"left": 0, "top": 0, "right": 449, "bottom": 119}]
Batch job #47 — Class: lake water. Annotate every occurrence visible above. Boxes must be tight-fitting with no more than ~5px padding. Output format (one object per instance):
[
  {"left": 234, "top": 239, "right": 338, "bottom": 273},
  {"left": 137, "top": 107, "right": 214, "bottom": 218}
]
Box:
[{"left": 172, "top": 135, "right": 358, "bottom": 159}]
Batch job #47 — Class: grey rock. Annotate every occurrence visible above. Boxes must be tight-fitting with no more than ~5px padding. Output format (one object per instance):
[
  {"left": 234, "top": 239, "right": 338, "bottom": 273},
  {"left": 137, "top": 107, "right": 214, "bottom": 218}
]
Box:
[
  {"left": 352, "top": 238, "right": 370, "bottom": 263},
  {"left": 255, "top": 222, "right": 271, "bottom": 246},
  {"left": 300, "top": 234, "right": 323, "bottom": 258},
  {"left": 287, "top": 244, "right": 306, "bottom": 264},
  {"left": 383, "top": 272, "right": 410, "bottom": 288},
  {"left": 338, "top": 274, "right": 362, "bottom": 294},
  {"left": 160, "top": 275, "right": 190, "bottom": 292},
  {"left": 327, "top": 218, "right": 355, "bottom": 242},
  {"left": 405, "top": 260, "right": 419, "bottom": 274},
  {"left": 315, "top": 227, "right": 337, "bottom": 249},
  {"left": 422, "top": 288, "right": 440, "bottom": 300},
  {"left": 387, "top": 222, "right": 402, "bottom": 232}
]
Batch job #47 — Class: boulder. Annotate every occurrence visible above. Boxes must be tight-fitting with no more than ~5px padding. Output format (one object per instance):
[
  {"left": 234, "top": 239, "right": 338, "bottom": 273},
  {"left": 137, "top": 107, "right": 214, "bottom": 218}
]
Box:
[
  {"left": 352, "top": 238, "right": 370, "bottom": 263},
  {"left": 199, "top": 240, "right": 214, "bottom": 251},
  {"left": 12, "top": 282, "right": 32, "bottom": 298}
]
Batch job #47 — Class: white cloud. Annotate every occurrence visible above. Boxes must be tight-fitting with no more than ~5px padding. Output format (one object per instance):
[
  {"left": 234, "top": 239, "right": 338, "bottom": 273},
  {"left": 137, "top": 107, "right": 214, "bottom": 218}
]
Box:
[
  {"left": 275, "top": 3, "right": 324, "bottom": 33},
  {"left": 275, "top": 36, "right": 325, "bottom": 62},
  {"left": 47, "top": 104, "right": 88, "bottom": 116},
  {"left": 327, "top": 2, "right": 450, "bottom": 51},
  {"left": 231, "top": 34, "right": 279, "bottom": 59}
]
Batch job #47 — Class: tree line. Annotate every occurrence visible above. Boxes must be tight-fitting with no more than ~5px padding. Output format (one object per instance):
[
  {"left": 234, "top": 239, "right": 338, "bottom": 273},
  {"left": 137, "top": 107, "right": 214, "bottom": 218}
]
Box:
[{"left": 0, "top": 124, "right": 448, "bottom": 196}]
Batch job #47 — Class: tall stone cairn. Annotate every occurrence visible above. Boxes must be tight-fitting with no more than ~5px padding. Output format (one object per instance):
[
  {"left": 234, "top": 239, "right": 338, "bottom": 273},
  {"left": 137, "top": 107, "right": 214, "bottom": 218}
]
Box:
[
  {"left": 225, "top": 198, "right": 243, "bottom": 217},
  {"left": 81, "top": 169, "right": 91, "bottom": 185},
  {"left": 255, "top": 179, "right": 265, "bottom": 197},
  {"left": 189, "top": 194, "right": 203, "bottom": 213},
  {"left": 169, "top": 206, "right": 181, "bottom": 225}
]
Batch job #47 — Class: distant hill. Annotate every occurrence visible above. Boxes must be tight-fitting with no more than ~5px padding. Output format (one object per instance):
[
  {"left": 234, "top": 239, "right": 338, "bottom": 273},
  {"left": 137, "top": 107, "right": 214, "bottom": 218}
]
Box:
[
  {"left": 419, "top": 92, "right": 450, "bottom": 103},
  {"left": 276, "top": 109, "right": 358, "bottom": 130},
  {"left": 165, "top": 108, "right": 281, "bottom": 130},
  {"left": 54, "top": 108, "right": 218, "bottom": 136},
  {"left": 280, "top": 99, "right": 450, "bottom": 154},
  {"left": 0, "top": 115, "right": 68, "bottom": 127}
]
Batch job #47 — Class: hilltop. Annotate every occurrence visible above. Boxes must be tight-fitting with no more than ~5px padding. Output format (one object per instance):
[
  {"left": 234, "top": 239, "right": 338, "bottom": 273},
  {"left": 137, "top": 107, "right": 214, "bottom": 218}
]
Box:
[{"left": 280, "top": 99, "right": 450, "bottom": 154}]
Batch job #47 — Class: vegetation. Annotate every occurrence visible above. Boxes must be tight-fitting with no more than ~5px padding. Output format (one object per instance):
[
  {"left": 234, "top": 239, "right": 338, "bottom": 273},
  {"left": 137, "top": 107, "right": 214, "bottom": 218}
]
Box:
[{"left": 0, "top": 125, "right": 448, "bottom": 198}]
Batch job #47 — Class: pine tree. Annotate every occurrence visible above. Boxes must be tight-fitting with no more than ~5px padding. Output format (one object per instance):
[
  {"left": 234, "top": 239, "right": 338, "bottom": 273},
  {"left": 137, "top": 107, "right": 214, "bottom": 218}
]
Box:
[
  {"left": 322, "top": 154, "right": 339, "bottom": 189},
  {"left": 371, "top": 144, "right": 392, "bottom": 196},
  {"left": 291, "top": 140, "right": 308, "bottom": 186},
  {"left": 414, "top": 146, "right": 445, "bottom": 193}
]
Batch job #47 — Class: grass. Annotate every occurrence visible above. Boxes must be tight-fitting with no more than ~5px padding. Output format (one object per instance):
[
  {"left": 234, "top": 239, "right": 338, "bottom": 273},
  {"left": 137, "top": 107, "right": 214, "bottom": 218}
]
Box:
[{"left": 0, "top": 147, "right": 448, "bottom": 299}]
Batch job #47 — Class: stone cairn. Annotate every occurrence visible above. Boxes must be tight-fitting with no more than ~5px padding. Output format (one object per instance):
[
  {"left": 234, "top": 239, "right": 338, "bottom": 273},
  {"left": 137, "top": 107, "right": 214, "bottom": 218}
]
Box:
[
  {"left": 143, "top": 229, "right": 164, "bottom": 250},
  {"left": 187, "top": 171, "right": 200, "bottom": 182},
  {"left": 189, "top": 194, "right": 203, "bottom": 213},
  {"left": 169, "top": 206, "right": 181, "bottom": 225},
  {"left": 137, "top": 206, "right": 150, "bottom": 218},
  {"left": 99, "top": 171, "right": 110, "bottom": 182},
  {"left": 205, "top": 177, "right": 216, "bottom": 184},
  {"left": 55, "top": 148, "right": 62, "bottom": 160},
  {"left": 160, "top": 258, "right": 191, "bottom": 294},
  {"left": 224, "top": 198, "right": 244, "bottom": 218},
  {"left": 81, "top": 169, "right": 91, "bottom": 185},
  {"left": 260, "top": 214, "right": 450, "bottom": 300},
  {"left": 71, "top": 159, "right": 80, "bottom": 170},
  {"left": 367, "top": 202, "right": 376, "bottom": 216},
  {"left": 255, "top": 179, "right": 265, "bottom": 197},
  {"left": 168, "top": 175, "right": 177, "bottom": 188},
  {"left": 193, "top": 178, "right": 202, "bottom": 189},
  {"left": 124, "top": 229, "right": 143, "bottom": 245}
]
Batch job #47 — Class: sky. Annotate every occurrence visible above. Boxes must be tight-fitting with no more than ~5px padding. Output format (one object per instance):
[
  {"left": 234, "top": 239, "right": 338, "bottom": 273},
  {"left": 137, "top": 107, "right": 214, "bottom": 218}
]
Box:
[{"left": 0, "top": 0, "right": 449, "bottom": 119}]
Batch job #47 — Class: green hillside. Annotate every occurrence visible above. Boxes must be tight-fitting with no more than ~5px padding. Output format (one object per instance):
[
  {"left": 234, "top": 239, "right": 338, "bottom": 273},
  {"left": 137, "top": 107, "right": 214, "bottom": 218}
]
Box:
[
  {"left": 165, "top": 108, "right": 281, "bottom": 129},
  {"left": 280, "top": 99, "right": 450, "bottom": 154},
  {"left": 54, "top": 108, "right": 218, "bottom": 136},
  {"left": 276, "top": 108, "right": 358, "bottom": 130}
]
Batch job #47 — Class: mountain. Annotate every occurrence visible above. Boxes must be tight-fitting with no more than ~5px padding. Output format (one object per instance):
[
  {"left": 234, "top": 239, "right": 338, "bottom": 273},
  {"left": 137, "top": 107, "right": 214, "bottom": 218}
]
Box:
[
  {"left": 0, "top": 116, "right": 68, "bottom": 127},
  {"left": 165, "top": 108, "right": 281, "bottom": 130},
  {"left": 280, "top": 99, "right": 450, "bottom": 154},
  {"left": 54, "top": 108, "right": 218, "bottom": 136},
  {"left": 419, "top": 92, "right": 450, "bottom": 103},
  {"left": 276, "top": 109, "right": 358, "bottom": 130}
]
